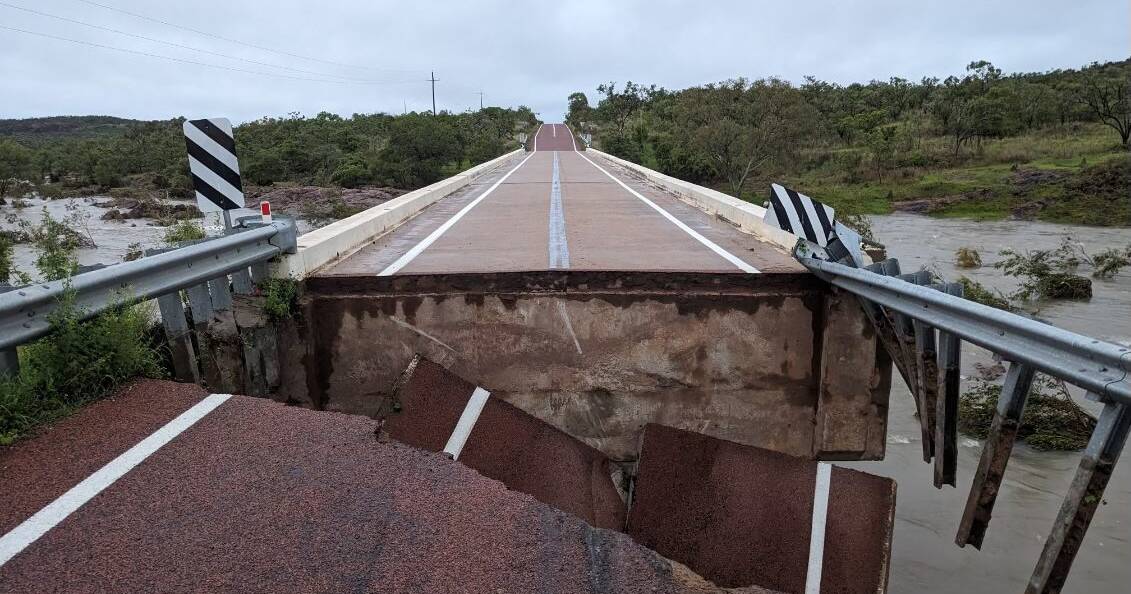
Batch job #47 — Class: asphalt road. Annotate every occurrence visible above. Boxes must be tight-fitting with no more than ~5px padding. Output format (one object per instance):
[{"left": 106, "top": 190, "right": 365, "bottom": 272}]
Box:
[
  {"left": 319, "top": 124, "right": 802, "bottom": 277},
  {"left": 0, "top": 380, "right": 755, "bottom": 594}
]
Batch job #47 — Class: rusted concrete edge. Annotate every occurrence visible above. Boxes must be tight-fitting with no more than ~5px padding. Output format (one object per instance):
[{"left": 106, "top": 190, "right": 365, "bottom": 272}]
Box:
[
  {"left": 587, "top": 148, "right": 801, "bottom": 252},
  {"left": 304, "top": 270, "right": 825, "bottom": 298},
  {"left": 272, "top": 148, "right": 524, "bottom": 280}
]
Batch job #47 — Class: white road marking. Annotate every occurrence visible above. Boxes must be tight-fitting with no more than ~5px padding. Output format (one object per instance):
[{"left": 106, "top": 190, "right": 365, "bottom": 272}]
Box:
[
  {"left": 805, "top": 463, "right": 833, "bottom": 594},
  {"left": 443, "top": 387, "right": 490, "bottom": 460},
  {"left": 378, "top": 151, "right": 536, "bottom": 275},
  {"left": 574, "top": 152, "right": 761, "bottom": 273},
  {"left": 556, "top": 300, "right": 583, "bottom": 354},
  {"left": 548, "top": 151, "right": 570, "bottom": 269},
  {"left": 533, "top": 123, "right": 542, "bottom": 152},
  {"left": 0, "top": 393, "right": 232, "bottom": 568},
  {"left": 552, "top": 125, "right": 557, "bottom": 138},
  {"left": 566, "top": 124, "right": 578, "bottom": 152}
]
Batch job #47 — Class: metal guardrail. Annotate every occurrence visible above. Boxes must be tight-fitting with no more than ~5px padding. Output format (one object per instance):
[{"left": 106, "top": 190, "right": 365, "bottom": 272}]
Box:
[
  {"left": 0, "top": 219, "right": 297, "bottom": 353},
  {"left": 796, "top": 243, "right": 1129, "bottom": 594},
  {"left": 800, "top": 256, "right": 1130, "bottom": 405}
]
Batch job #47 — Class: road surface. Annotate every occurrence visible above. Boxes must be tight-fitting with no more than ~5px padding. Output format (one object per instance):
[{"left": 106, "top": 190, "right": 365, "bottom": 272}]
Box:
[
  {"left": 0, "top": 380, "right": 745, "bottom": 594},
  {"left": 319, "top": 124, "right": 801, "bottom": 277}
]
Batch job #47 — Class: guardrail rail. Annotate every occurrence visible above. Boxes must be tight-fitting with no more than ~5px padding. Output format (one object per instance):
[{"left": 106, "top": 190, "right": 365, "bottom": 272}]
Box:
[{"left": 796, "top": 236, "right": 1129, "bottom": 594}]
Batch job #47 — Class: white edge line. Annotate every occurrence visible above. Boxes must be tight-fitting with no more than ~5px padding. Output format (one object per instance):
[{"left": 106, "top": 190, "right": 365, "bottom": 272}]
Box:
[
  {"left": 533, "top": 123, "right": 542, "bottom": 152},
  {"left": 378, "top": 151, "right": 536, "bottom": 276},
  {"left": 575, "top": 152, "right": 760, "bottom": 273},
  {"left": 805, "top": 463, "right": 833, "bottom": 594},
  {"left": 0, "top": 393, "right": 233, "bottom": 568},
  {"left": 442, "top": 387, "right": 490, "bottom": 460}
]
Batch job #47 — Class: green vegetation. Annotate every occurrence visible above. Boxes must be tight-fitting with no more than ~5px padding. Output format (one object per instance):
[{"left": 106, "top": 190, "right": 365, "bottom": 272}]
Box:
[
  {"left": 958, "top": 376, "right": 1097, "bottom": 450},
  {"left": 994, "top": 239, "right": 1100, "bottom": 300},
  {"left": 0, "top": 215, "right": 163, "bottom": 444},
  {"left": 162, "top": 220, "right": 205, "bottom": 245},
  {"left": 957, "top": 276, "right": 1013, "bottom": 311},
  {"left": 569, "top": 59, "right": 1131, "bottom": 225},
  {"left": 0, "top": 108, "right": 539, "bottom": 199},
  {"left": 0, "top": 233, "right": 13, "bottom": 284},
  {"left": 260, "top": 278, "right": 299, "bottom": 321}
]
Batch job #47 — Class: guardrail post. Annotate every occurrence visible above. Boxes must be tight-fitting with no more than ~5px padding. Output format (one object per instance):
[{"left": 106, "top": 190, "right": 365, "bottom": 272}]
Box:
[
  {"left": 205, "top": 275, "right": 243, "bottom": 393},
  {"left": 957, "top": 361, "right": 1035, "bottom": 548},
  {"left": 908, "top": 271, "right": 939, "bottom": 461},
  {"left": 876, "top": 263, "right": 929, "bottom": 462},
  {"left": 933, "top": 282, "right": 963, "bottom": 488},
  {"left": 1026, "top": 400, "right": 1131, "bottom": 593},
  {"left": 232, "top": 263, "right": 279, "bottom": 397},
  {"left": 155, "top": 290, "right": 200, "bottom": 384}
]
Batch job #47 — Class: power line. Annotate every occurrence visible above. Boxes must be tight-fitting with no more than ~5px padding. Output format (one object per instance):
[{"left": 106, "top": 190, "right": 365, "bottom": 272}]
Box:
[
  {"left": 0, "top": 1, "right": 412, "bottom": 83},
  {"left": 0, "top": 23, "right": 424, "bottom": 85},
  {"left": 73, "top": 0, "right": 423, "bottom": 75}
]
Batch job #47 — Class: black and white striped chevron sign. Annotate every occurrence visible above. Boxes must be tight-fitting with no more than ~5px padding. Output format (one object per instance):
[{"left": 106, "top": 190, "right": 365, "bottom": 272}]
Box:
[
  {"left": 182, "top": 118, "right": 245, "bottom": 212},
  {"left": 764, "top": 183, "right": 835, "bottom": 247}
]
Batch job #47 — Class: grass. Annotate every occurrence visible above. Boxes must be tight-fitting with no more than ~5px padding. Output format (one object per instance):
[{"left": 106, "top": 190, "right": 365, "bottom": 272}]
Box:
[{"left": 784, "top": 123, "right": 1128, "bottom": 225}]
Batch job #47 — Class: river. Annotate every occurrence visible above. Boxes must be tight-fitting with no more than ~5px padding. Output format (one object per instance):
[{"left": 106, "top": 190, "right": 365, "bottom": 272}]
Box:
[
  {"left": 840, "top": 214, "right": 1131, "bottom": 594},
  {"left": 4, "top": 200, "right": 1129, "bottom": 592}
]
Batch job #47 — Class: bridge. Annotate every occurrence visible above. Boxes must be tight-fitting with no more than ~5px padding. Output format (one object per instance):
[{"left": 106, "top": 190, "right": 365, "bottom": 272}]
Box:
[{"left": 0, "top": 123, "right": 1125, "bottom": 593}]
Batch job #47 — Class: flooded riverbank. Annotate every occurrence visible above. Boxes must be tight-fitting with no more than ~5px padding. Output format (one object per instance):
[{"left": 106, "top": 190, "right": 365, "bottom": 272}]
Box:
[
  {"left": 842, "top": 214, "right": 1131, "bottom": 593},
  {"left": 1, "top": 197, "right": 316, "bottom": 281}
]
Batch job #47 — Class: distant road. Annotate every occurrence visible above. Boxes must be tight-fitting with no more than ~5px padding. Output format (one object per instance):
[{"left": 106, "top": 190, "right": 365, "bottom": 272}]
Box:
[{"left": 320, "top": 123, "right": 802, "bottom": 277}]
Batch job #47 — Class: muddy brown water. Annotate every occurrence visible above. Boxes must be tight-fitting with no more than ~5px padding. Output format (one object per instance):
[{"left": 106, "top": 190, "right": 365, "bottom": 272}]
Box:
[
  {"left": 5, "top": 197, "right": 1129, "bottom": 592},
  {"left": 1, "top": 197, "right": 316, "bottom": 280},
  {"left": 840, "top": 214, "right": 1131, "bottom": 594}
]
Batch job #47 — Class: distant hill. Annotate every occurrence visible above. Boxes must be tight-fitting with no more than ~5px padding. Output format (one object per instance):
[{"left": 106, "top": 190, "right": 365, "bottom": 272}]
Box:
[{"left": 0, "top": 115, "right": 146, "bottom": 143}]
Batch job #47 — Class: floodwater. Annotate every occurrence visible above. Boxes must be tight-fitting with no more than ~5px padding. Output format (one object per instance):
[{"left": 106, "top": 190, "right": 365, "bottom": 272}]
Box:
[
  {"left": 1, "top": 197, "right": 314, "bottom": 281},
  {"left": 841, "top": 214, "right": 1131, "bottom": 594}
]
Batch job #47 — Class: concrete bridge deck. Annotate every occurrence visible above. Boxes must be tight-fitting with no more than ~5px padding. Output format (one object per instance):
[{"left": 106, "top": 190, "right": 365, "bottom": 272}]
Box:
[
  {"left": 318, "top": 124, "right": 802, "bottom": 277},
  {"left": 279, "top": 123, "right": 890, "bottom": 464}
]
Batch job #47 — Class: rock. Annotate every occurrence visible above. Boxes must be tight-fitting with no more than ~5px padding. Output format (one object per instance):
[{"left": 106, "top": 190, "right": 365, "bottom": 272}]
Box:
[
  {"left": 975, "top": 362, "right": 1006, "bottom": 381},
  {"left": 246, "top": 185, "right": 406, "bottom": 219}
]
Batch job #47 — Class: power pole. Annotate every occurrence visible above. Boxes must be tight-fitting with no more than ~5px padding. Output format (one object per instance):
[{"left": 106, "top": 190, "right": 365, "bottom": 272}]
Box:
[
  {"left": 429, "top": 71, "right": 438, "bottom": 115},
  {"left": 476, "top": 91, "right": 484, "bottom": 110}
]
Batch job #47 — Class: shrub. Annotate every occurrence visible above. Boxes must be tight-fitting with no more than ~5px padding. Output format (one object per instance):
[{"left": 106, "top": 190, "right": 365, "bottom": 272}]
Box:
[
  {"left": 955, "top": 247, "right": 982, "bottom": 268},
  {"left": 957, "top": 276, "right": 1013, "bottom": 310},
  {"left": 162, "top": 220, "right": 205, "bottom": 245},
  {"left": 0, "top": 294, "right": 163, "bottom": 444},
  {"left": 260, "top": 278, "right": 299, "bottom": 321},
  {"left": 958, "top": 376, "right": 1096, "bottom": 450}
]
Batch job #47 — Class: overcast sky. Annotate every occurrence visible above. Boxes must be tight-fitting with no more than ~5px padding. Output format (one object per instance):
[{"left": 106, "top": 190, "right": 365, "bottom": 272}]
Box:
[{"left": 1, "top": 0, "right": 1127, "bottom": 123}]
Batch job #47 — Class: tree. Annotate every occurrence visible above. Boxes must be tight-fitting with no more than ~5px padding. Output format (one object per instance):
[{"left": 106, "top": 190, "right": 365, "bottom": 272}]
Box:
[
  {"left": 595, "top": 82, "right": 655, "bottom": 132},
  {"left": 673, "top": 78, "right": 817, "bottom": 196},
  {"left": 565, "top": 92, "right": 591, "bottom": 131},
  {"left": 1077, "top": 67, "right": 1131, "bottom": 147},
  {"left": 0, "top": 139, "right": 33, "bottom": 196}
]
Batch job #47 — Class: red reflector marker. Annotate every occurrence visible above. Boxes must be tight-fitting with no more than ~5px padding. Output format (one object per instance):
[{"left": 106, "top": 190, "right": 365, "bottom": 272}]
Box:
[{"left": 260, "top": 201, "right": 272, "bottom": 223}]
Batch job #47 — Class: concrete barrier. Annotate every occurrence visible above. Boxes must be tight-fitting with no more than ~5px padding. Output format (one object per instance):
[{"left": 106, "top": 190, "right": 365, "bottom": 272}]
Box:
[
  {"left": 273, "top": 148, "right": 524, "bottom": 280},
  {"left": 587, "top": 148, "right": 800, "bottom": 252}
]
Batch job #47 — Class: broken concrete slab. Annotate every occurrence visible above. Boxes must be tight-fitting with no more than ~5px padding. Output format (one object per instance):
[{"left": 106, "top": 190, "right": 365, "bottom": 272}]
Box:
[
  {"left": 627, "top": 424, "right": 896, "bottom": 593},
  {"left": 379, "top": 355, "right": 626, "bottom": 531}
]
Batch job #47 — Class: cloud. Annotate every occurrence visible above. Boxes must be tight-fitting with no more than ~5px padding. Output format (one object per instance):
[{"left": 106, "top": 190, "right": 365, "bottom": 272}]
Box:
[{"left": 0, "top": 0, "right": 1127, "bottom": 122}]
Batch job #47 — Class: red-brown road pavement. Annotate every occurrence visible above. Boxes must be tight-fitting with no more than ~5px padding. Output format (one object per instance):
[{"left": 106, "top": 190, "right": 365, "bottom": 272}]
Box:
[
  {"left": 319, "top": 123, "right": 803, "bottom": 277},
  {"left": 0, "top": 380, "right": 766, "bottom": 594}
]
